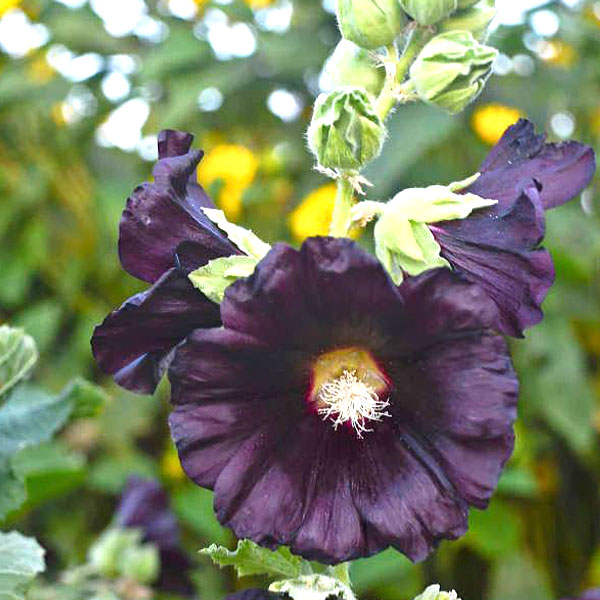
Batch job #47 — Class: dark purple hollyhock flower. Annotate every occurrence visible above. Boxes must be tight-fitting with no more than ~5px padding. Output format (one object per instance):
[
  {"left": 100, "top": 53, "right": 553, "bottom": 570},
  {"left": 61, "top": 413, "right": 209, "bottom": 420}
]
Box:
[
  {"left": 91, "top": 130, "right": 239, "bottom": 394},
  {"left": 169, "top": 237, "right": 518, "bottom": 565},
  {"left": 430, "top": 119, "right": 595, "bottom": 337},
  {"left": 116, "top": 476, "right": 194, "bottom": 597}
]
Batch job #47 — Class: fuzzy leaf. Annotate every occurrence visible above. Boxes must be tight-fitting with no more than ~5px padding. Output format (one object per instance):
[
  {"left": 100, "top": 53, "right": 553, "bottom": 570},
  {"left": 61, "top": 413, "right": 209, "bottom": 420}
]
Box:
[
  {"left": 0, "top": 326, "right": 38, "bottom": 400},
  {"left": 0, "top": 531, "right": 45, "bottom": 600},
  {"left": 200, "top": 539, "right": 306, "bottom": 579},
  {"left": 202, "top": 208, "right": 271, "bottom": 259},
  {"left": 189, "top": 256, "right": 259, "bottom": 304}
]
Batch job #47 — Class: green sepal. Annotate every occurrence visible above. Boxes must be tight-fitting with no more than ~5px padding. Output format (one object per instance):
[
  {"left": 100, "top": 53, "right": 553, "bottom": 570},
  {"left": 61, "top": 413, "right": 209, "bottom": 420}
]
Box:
[
  {"left": 399, "top": 0, "right": 457, "bottom": 26},
  {"left": 188, "top": 256, "right": 259, "bottom": 304},
  {"left": 202, "top": 208, "right": 271, "bottom": 260},
  {"left": 200, "top": 539, "right": 307, "bottom": 580}
]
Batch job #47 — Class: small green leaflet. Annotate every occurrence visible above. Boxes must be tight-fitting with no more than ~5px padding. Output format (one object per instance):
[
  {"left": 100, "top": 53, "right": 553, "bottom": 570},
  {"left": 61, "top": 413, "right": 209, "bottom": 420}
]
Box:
[
  {"left": 189, "top": 256, "right": 259, "bottom": 304},
  {"left": 270, "top": 574, "right": 356, "bottom": 600},
  {"left": 0, "top": 531, "right": 46, "bottom": 600},
  {"left": 202, "top": 208, "right": 271, "bottom": 260},
  {"left": 200, "top": 539, "right": 306, "bottom": 579},
  {"left": 0, "top": 325, "right": 38, "bottom": 400}
]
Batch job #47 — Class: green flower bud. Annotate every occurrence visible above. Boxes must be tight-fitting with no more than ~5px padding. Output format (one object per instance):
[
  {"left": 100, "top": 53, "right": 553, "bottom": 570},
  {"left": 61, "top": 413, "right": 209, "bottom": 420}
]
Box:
[
  {"left": 409, "top": 30, "right": 498, "bottom": 114},
  {"left": 414, "top": 584, "right": 461, "bottom": 600},
  {"left": 307, "top": 88, "right": 385, "bottom": 171},
  {"left": 440, "top": 0, "right": 496, "bottom": 42},
  {"left": 120, "top": 545, "right": 160, "bottom": 585},
  {"left": 88, "top": 529, "right": 142, "bottom": 578},
  {"left": 336, "top": 0, "right": 407, "bottom": 50},
  {"left": 457, "top": 0, "right": 479, "bottom": 7},
  {"left": 324, "top": 40, "right": 385, "bottom": 97},
  {"left": 399, "top": 0, "right": 457, "bottom": 26}
]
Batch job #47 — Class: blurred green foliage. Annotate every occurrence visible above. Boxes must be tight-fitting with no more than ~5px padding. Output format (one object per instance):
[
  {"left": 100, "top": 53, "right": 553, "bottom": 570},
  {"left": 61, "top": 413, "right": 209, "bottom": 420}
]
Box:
[{"left": 1, "top": 1, "right": 600, "bottom": 599}]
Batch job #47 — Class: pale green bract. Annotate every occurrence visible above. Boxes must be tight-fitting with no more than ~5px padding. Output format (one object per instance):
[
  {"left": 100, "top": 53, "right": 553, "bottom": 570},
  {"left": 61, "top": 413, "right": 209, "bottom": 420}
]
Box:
[
  {"left": 0, "top": 531, "right": 46, "bottom": 600},
  {"left": 189, "top": 256, "right": 259, "bottom": 304},
  {"left": 201, "top": 208, "right": 271, "bottom": 260},
  {"left": 270, "top": 574, "right": 356, "bottom": 600},
  {"left": 414, "top": 584, "right": 461, "bottom": 600},
  {"left": 369, "top": 182, "right": 496, "bottom": 284},
  {"left": 189, "top": 209, "right": 271, "bottom": 303},
  {"left": 200, "top": 539, "right": 307, "bottom": 579}
]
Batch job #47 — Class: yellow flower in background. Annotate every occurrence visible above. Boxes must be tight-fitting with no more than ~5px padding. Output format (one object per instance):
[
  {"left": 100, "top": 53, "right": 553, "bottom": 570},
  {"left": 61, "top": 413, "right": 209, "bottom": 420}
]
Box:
[
  {"left": 198, "top": 144, "right": 259, "bottom": 221},
  {"left": 540, "top": 40, "right": 577, "bottom": 69},
  {"left": 472, "top": 103, "right": 523, "bottom": 145},
  {"left": 161, "top": 444, "right": 186, "bottom": 482},
  {"left": 289, "top": 184, "right": 337, "bottom": 241},
  {"left": 0, "top": 0, "right": 20, "bottom": 16},
  {"left": 27, "top": 55, "right": 55, "bottom": 84}
]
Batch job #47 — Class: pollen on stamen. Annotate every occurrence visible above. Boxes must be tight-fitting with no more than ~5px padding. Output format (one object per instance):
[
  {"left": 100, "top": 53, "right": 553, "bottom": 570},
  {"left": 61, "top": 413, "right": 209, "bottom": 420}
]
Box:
[{"left": 318, "top": 369, "right": 391, "bottom": 438}]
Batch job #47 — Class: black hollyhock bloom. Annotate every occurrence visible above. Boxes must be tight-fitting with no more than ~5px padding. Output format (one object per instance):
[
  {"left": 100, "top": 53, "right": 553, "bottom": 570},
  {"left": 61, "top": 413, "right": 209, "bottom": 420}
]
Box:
[
  {"left": 91, "top": 130, "right": 239, "bottom": 394},
  {"left": 430, "top": 119, "right": 595, "bottom": 337},
  {"left": 116, "top": 476, "right": 195, "bottom": 597},
  {"left": 169, "top": 237, "right": 518, "bottom": 565}
]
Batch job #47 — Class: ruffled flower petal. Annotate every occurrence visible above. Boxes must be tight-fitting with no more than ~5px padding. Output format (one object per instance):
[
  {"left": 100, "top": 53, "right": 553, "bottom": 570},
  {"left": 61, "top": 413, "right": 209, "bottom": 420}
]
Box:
[
  {"left": 119, "top": 129, "right": 239, "bottom": 284},
  {"left": 92, "top": 268, "right": 220, "bottom": 394},
  {"left": 433, "top": 185, "right": 555, "bottom": 336},
  {"left": 169, "top": 237, "right": 517, "bottom": 564},
  {"left": 469, "top": 119, "right": 595, "bottom": 211}
]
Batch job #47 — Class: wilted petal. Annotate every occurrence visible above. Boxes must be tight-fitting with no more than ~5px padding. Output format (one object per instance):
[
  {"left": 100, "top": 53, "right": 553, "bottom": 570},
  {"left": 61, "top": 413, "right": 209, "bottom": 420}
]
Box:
[
  {"left": 119, "top": 129, "right": 239, "bottom": 283},
  {"left": 469, "top": 119, "right": 595, "bottom": 211},
  {"left": 92, "top": 268, "right": 220, "bottom": 394},
  {"left": 433, "top": 187, "right": 555, "bottom": 336}
]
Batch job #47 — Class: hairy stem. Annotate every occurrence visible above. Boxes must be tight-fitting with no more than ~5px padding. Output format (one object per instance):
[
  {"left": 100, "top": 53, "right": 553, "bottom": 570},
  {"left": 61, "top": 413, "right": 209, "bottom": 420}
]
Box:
[{"left": 330, "top": 176, "right": 355, "bottom": 237}]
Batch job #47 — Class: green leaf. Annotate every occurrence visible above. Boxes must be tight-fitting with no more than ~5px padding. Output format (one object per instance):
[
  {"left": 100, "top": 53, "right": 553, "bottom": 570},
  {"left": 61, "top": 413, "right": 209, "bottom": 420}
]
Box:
[
  {"left": 189, "top": 256, "right": 259, "bottom": 304},
  {"left": 202, "top": 208, "right": 271, "bottom": 259},
  {"left": 270, "top": 574, "right": 356, "bottom": 600},
  {"left": 0, "top": 325, "right": 38, "bottom": 400},
  {"left": 0, "top": 531, "right": 45, "bottom": 600},
  {"left": 200, "top": 539, "right": 306, "bottom": 579},
  {"left": 0, "top": 386, "right": 72, "bottom": 459},
  {"left": 56, "top": 378, "right": 108, "bottom": 419},
  {"left": 0, "top": 460, "right": 26, "bottom": 522}
]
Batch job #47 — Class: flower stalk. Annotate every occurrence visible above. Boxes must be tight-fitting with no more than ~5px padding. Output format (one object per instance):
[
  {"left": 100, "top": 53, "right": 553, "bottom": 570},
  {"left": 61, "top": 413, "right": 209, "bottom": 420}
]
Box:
[{"left": 329, "top": 175, "right": 355, "bottom": 237}]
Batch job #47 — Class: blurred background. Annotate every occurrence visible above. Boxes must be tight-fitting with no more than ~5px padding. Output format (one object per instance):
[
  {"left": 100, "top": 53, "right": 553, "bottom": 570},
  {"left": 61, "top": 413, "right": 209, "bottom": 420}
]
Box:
[{"left": 1, "top": 0, "right": 600, "bottom": 598}]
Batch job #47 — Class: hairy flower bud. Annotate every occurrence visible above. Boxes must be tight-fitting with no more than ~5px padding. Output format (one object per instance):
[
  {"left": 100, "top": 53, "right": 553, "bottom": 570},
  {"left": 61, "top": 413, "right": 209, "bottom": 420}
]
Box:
[
  {"left": 440, "top": 0, "right": 497, "bottom": 41},
  {"left": 324, "top": 40, "right": 385, "bottom": 97},
  {"left": 409, "top": 30, "right": 498, "bottom": 114},
  {"left": 307, "top": 88, "right": 385, "bottom": 171},
  {"left": 336, "top": 0, "right": 407, "bottom": 49},
  {"left": 399, "top": 0, "right": 457, "bottom": 26}
]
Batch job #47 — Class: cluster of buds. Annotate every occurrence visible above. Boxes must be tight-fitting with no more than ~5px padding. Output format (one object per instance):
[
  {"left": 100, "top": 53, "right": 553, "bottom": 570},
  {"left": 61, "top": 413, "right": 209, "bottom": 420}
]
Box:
[{"left": 307, "top": 0, "right": 498, "bottom": 172}]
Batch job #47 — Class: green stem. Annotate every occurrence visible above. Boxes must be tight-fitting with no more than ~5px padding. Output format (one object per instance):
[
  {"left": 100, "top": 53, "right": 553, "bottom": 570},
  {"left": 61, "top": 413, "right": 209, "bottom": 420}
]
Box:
[
  {"left": 329, "top": 176, "right": 355, "bottom": 237},
  {"left": 376, "top": 25, "right": 434, "bottom": 121}
]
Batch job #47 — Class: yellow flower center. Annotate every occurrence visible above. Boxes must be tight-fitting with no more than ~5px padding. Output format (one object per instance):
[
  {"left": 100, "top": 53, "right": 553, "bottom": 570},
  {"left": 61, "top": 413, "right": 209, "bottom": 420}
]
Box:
[{"left": 310, "top": 347, "right": 391, "bottom": 437}]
